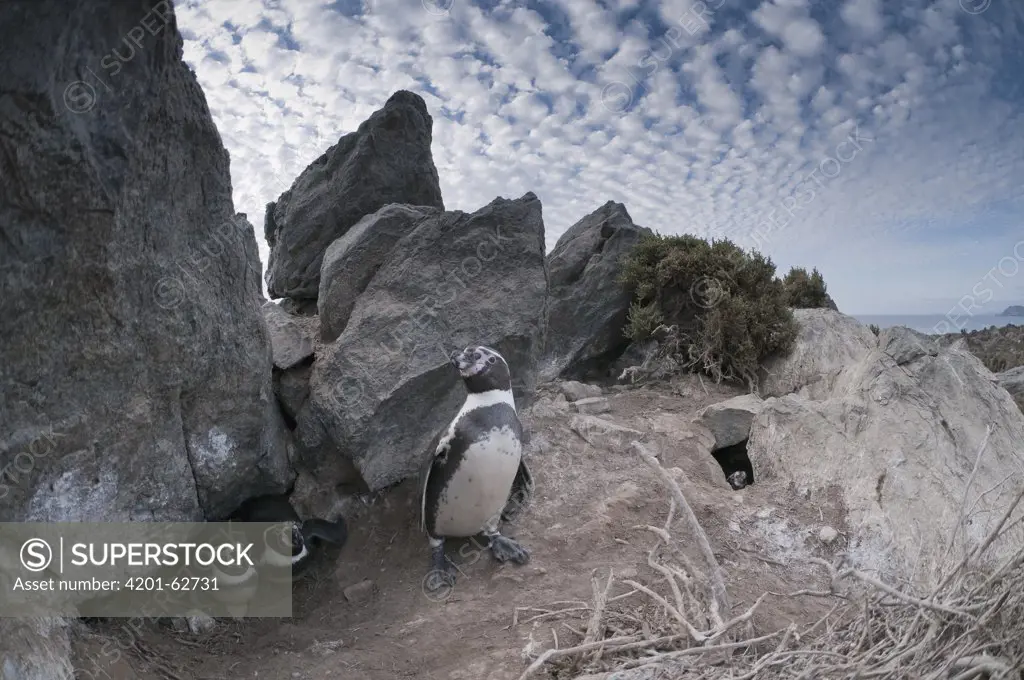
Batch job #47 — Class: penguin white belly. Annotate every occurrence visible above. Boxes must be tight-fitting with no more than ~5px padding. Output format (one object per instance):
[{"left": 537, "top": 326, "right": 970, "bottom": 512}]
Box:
[{"left": 435, "top": 426, "right": 521, "bottom": 537}]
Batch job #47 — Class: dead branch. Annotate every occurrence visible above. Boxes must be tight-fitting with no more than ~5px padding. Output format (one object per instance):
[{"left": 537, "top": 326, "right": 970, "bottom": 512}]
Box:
[
  {"left": 631, "top": 440, "right": 730, "bottom": 624},
  {"left": 583, "top": 569, "right": 615, "bottom": 664}
]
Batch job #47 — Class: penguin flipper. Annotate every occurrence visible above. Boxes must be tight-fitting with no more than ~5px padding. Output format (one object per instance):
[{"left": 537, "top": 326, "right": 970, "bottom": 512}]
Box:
[
  {"left": 419, "top": 429, "right": 452, "bottom": 535},
  {"left": 501, "top": 458, "right": 534, "bottom": 523},
  {"left": 301, "top": 517, "right": 348, "bottom": 547}
]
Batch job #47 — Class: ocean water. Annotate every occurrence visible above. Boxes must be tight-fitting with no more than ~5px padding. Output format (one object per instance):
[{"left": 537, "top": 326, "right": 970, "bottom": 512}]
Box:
[{"left": 852, "top": 314, "right": 1023, "bottom": 335}]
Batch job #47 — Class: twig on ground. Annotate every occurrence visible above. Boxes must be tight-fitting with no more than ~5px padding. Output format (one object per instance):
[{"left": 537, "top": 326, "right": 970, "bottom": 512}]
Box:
[
  {"left": 843, "top": 568, "right": 975, "bottom": 619},
  {"left": 515, "top": 635, "right": 644, "bottom": 680},
  {"left": 583, "top": 569, "right": 615, "bottom": 664},
  {"left": 631, "top": 440, "right": 730, "bottom": 624}
]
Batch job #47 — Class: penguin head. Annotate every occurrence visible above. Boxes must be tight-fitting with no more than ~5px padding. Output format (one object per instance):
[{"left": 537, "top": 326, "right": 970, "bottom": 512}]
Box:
[
  {"left": 450, "top": 345, "right": 511, "bottom": 392},
  {"left": 727, "top": 471, "right": 748, "bottom": 490},
  {"left": 264, "top": 521, "right": 306, "bottom": 561}
]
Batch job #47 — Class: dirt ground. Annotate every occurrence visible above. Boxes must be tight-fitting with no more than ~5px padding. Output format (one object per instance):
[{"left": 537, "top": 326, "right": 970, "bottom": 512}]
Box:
[{"left": 70, "top": 377, "right": 850, "bottom": 679}]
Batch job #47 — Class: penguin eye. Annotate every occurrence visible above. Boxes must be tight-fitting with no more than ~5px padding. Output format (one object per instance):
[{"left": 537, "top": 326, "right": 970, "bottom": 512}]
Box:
[{"left": 487, "top": 356, "right": 496, "bottom": 364}]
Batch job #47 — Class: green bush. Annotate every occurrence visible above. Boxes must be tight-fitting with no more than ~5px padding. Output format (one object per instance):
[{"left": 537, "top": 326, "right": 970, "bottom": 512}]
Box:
[
  {"left": 936, "top": 324, "right": 1024, "bottom": 374},
  {"left": 619, "top": 233, "right": 798, "bottom": 387},
  {"left": 869, "top": 323, "right": 881, "bottom": 336},
  {"left": 625, "top": 300, "right": 664, "bottom": 340},
  {"left": 782, "top": 266, "right": 833, "bottom": 309}
]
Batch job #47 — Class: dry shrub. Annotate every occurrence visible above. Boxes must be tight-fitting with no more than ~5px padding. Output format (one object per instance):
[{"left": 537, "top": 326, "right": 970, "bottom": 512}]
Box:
[
  {"left": 938, "top": 324, "right": 1024, "bottom": 374},
  {"left": 619, "top": 234, "right": 798, "bottom": 389}
]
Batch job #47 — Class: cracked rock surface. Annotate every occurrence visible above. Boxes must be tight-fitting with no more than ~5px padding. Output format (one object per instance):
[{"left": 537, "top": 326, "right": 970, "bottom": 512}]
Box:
[{"left": 0, "top": 0, "right": 292, "bottom": 524}]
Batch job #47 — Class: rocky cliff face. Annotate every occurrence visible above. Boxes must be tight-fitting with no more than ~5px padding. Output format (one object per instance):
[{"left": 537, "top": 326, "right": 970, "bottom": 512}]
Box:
[
  {"left": 0, "top": 0, "right": 292, "bottom": 526},
  {"left": 264, "top": 91, "right": 445, "bottom": 301}
]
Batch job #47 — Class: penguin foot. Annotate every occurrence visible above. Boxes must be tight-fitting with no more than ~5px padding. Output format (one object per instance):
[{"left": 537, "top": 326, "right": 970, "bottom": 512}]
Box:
[
  {"left": 423, "top": 564, "right": 456, "bottom": 595},
  {"left": 488, "top": 535, "right": 530, "bottom": 564},
  {"left": 422, "top": 539, "right": 456, "bottom": 599}
]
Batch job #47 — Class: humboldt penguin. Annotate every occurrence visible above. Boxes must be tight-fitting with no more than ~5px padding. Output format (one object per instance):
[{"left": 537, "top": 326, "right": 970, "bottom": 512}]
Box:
[
  {"left": 419, "top": 345, "right": 533, "bottom": 594},
  {"left": 227, "top": 493, "right": 348, "bottom": 582}
]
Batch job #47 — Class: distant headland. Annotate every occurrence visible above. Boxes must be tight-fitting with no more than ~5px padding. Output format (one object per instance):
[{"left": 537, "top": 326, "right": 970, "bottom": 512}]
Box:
[{"left": 999, "top": 305, "right": 1024, "bottom": 317}]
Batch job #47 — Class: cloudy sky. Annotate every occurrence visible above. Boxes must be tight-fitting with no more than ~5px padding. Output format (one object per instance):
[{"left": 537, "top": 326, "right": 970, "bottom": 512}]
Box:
[{"left": 173, "top": 0, "right": 1023, "bottom": 315}]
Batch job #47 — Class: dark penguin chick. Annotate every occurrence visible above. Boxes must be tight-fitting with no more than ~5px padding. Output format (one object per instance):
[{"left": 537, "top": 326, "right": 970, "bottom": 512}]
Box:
[
  {"left": 420, "top": 345, "right": 531, "bottom": 594},
  {"left": 228, "top": 493, "right": 348, "bottom": 580},
  {"left": 727, "top": 471, "right": 748, "bottom": 490}
]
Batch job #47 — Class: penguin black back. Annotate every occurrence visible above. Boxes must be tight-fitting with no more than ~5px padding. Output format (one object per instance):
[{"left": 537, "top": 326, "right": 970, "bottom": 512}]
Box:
[
  {"left": 302, "top": 517, "right": 348, "bottom": 546},
  {"left": 227, "top": 493, "right": 349, "bottom": 584},
  {"left": 228, "top": 494, "right": 348, "bottom": 549}
]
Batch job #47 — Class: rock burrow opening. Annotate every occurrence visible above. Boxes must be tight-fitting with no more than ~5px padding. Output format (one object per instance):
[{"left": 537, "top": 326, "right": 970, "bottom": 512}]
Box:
[{"left": 711, "top": 438, "right": 754, "bottom": 490}]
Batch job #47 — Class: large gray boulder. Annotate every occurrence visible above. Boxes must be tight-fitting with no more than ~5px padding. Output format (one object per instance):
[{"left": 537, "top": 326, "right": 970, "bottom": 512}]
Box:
[
  {"left": 0, "top": 0, "right": 292, "bottom": 522},
  {"left": 298, "top": 193, "right": 548, "bottom": 491},
  {"left": 265, "top": 91, "right": 445, "bottom": 300},
  {"left": 758, "top": 308, "right": 878, "bottom": 399},
  {"left": 748, "top": 311, "right": 1024, "bottom": 581},
  {"left": 541, "top": 201, "right": 652, "bottom": 379},
  {"left": 0, "top": 618, "right": 74, "bottom": 680},
  {"left": 694, "top": 393, "right": 764, "bottom": 449},
  {"left": 319, "top": 204, "right": 441, "bottom": 343}
]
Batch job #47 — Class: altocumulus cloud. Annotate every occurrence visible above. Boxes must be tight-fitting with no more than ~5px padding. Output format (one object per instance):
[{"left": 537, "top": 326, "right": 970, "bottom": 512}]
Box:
[{"left": 174, "top": 0, "right": 1024, "bottom": 314}]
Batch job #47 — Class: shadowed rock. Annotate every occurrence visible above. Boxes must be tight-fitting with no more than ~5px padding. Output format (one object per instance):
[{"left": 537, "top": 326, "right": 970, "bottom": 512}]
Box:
[
  {"left": 298, "top": 193, "right": 547, "bottom": 491},
  {"left": 275, "top": 363, "right": 313, "bottom": 424},
  {"left": 542, "top": 201, "right": 652, "bottom": 380},
  {"left": 265, "top": 91, "right": 445, "bottom": 300},
  {"left": 0, "top": 0, "right": 292, "bottom": 524}
]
